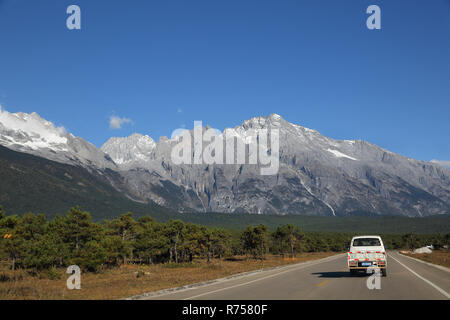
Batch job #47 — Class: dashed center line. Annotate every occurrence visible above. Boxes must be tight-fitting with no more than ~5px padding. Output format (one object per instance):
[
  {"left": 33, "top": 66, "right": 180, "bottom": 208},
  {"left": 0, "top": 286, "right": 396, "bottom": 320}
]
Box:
[
  {"left": 182, "top": 254, "right": 343, "bottom": 300},
  {"left": 317, "top": 280, "right": 328, "bottom": 287}
]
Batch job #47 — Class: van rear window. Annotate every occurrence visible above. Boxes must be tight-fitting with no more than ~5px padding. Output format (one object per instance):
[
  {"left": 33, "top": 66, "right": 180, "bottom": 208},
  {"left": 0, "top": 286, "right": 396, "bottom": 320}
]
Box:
[{"left": 352, "top": 238, "right": 381, "bottom": 246}]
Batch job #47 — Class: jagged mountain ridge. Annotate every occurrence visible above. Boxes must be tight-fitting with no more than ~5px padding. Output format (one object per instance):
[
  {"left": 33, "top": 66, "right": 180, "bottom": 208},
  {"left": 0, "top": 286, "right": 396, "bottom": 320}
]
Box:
[
  {"left": 101, "top": 114, "right": 450, "bottom": 217},
  {"left": 0, "top": 107, "right": 449, "bottom": 217}
]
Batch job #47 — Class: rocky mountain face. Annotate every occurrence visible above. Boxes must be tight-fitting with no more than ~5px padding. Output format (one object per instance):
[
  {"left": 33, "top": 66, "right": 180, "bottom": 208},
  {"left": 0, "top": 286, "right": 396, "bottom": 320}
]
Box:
[
  {"left": 101, "top": 114, "right": 450, "bottom": 217},
  {"left": 1, "top": 107, "right": 449, "bottom": 217},
  {"left": 100, "top": 133, "right": 156, "bottom": 166}
]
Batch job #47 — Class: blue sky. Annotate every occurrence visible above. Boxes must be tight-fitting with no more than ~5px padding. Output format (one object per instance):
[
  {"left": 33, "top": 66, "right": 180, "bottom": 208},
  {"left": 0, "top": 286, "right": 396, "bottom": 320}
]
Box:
[{"left": 0, "top": 0, "right": 449, "bottom": 162}]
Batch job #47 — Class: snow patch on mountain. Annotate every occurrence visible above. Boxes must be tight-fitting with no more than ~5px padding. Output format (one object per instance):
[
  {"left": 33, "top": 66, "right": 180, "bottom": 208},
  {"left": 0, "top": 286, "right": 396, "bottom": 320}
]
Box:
[
  {"left": 327, "top": 148, "right": 358, "bottom": 161},
  {"left": 0, "top": 107, "right": 116, "bottom": 169},
  {"left": 0, "top": 107, "right": 68, "bottom": 151},
  {"left": 101, "top": 133, "right": 156, "bottom": 165},
  {"left": 430, "top": 160, "right": 450, "bottom": 170}
]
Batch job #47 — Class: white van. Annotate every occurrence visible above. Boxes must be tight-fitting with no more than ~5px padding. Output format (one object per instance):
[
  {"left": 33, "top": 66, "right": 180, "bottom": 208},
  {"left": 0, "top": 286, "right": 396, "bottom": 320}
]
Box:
[{"left": 347, "top": 235, "right": 387, "bottom": 276}]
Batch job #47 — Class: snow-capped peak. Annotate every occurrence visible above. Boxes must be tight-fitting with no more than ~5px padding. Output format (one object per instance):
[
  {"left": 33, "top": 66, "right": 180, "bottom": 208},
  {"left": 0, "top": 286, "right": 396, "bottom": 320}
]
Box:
[
  {"left": 242, "top": 113, "right": 286, "bottom": 129},
  {"left": 101, "top": 133, "right": 156, "bottom": 165},
  {"left": 0, "top": 107, "right": 68, "bottom": 151},
  {"left": 0, "top": 107, "right": 116, "bottom": 169}
]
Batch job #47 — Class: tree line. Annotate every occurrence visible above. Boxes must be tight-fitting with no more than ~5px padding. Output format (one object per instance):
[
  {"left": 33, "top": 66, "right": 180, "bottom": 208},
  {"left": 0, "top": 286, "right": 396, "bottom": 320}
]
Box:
[{"left": 0, "top": 206, "right": 448, "bottom": 273}]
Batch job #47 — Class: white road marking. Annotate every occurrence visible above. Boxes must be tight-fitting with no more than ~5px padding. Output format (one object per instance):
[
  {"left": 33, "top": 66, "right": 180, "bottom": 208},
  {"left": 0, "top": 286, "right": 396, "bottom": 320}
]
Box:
[
  {"left": 183, "top": 254, "right": 344, "bottom": 300},
  {"left": 398, "top": 252, "right": 450, "bottom": 273},
  {"left": 129, "top": 254, "right": 341, "bottom": 300},
  {"left": 389, "top": 253, "right": 450, "bottom": 299}
]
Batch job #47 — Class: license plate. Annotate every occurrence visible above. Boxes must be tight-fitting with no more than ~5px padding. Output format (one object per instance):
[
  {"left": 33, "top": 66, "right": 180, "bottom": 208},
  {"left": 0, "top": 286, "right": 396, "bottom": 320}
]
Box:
[{"left": 361, "top": 262, "right": 372, "bottom": 266}]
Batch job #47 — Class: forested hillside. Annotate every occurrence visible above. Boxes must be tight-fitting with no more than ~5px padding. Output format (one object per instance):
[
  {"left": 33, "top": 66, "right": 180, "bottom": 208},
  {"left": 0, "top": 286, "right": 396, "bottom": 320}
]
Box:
[{"left": 0, "top": 145, "right": 171, "bottom": 220}]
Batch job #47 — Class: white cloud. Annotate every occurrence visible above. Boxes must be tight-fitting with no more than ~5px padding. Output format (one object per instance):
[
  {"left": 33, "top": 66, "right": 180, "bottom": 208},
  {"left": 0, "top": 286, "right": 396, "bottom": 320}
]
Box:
[
  {"left": 177, "top": 108, "right": 183, "bottom": 113},
  {"left": 109, "top": 115, "right": 133, "bottom": 129},
  {"left": 430, "top": 160, "right": 450, "bottom": 169}
]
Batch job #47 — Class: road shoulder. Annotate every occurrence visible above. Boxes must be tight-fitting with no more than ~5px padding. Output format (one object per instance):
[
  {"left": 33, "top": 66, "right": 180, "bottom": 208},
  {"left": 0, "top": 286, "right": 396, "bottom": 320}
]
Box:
[
  {"left": 127, "top": 253, "right": 343, "bottom": 300},
  {"left": 389, "top": 252, "right": 450, "bottom": 299},
  {"left": 398, "top": 251, "right": 450, "bottom": 273}
]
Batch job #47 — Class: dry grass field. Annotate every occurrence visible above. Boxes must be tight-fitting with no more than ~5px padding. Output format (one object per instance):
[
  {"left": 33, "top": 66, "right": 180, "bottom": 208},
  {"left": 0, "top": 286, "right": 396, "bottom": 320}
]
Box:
[
  {"left": 400, "top": 249, "right": 450, "bottom": 269},
  {"left": 0, "top": 252, "right": 337, "bottom": 300}
]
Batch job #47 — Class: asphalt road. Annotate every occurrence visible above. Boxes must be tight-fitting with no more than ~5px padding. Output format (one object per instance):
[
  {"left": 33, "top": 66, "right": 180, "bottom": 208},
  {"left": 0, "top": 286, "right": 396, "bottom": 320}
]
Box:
[{"left": 141, "top": 251, "right": 450, "bottom": 300}]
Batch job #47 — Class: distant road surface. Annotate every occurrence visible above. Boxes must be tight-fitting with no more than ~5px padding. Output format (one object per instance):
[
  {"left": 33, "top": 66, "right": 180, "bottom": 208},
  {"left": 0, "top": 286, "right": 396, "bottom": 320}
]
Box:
[{"left": 140, "top": 251, "right": 450, "bottom": 300}]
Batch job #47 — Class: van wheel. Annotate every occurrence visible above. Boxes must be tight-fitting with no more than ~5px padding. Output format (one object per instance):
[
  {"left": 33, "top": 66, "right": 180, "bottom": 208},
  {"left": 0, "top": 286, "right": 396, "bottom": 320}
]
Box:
[{"left": 381, "top": 269, "right": 387, "bottom": 277}]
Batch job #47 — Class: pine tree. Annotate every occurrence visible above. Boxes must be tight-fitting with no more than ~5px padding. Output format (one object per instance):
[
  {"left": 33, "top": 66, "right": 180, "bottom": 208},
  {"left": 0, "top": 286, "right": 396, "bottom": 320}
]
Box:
[
  {"left": 241, "top": 224, "right": 269, "bottom": 260},
  {"left": 0, "top": 206, "right": 5, "bottom": 221},
  {"left": 165, "top": 220, "right": 185, "bottom": 263}
]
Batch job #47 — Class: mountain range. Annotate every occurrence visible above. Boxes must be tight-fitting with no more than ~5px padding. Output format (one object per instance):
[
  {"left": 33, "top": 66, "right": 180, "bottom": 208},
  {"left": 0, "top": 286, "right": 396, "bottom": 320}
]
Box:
[{"left": 0, "top": 108, "right": 449, "bottom": 217}]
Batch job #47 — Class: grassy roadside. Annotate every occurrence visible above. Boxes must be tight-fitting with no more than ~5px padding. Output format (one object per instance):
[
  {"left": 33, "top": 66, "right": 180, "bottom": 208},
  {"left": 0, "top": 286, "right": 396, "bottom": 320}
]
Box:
[
  {"left": 399, "top": 250, "right": 450, "bottom": 269},
  {"left": 0, "top": 252, "right": 338, "bottom": 300}
]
